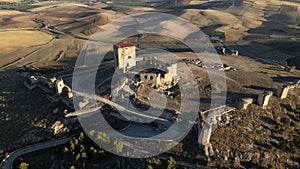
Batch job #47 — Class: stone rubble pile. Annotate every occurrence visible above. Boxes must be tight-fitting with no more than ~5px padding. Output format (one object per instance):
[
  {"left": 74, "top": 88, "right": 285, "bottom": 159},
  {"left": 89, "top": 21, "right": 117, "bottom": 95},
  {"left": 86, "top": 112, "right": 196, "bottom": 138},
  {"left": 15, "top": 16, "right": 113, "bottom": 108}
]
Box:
[
  {"left": 183, "top": 59, "right": 236, "bottom": 71},
  {"left": 183, "top": 59, "right": 204, "bottom": 67},
  {"left": 51, "top": 120, "right": 69, "bottom": 135},
  {"left": 198, "top": 106, "right": 235, "bottom": 163}
]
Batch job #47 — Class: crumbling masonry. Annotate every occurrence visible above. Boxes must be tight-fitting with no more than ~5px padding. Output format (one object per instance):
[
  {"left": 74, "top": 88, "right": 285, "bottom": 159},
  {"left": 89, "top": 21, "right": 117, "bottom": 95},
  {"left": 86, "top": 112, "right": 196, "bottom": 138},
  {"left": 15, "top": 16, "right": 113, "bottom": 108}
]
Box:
[{"left": 24, "top": 73, "right": 74, "bottom": 110}]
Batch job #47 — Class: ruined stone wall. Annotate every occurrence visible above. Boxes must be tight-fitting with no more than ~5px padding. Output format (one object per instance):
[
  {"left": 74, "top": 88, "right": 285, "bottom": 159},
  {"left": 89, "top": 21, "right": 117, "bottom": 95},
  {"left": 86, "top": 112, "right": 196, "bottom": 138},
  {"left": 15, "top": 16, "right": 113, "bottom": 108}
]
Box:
[
  {"left": 140, "top": 72, "right": 160, "bottom": 87},
  {"left": 114, "top": 45, "right": 136, "bottom": 71}
]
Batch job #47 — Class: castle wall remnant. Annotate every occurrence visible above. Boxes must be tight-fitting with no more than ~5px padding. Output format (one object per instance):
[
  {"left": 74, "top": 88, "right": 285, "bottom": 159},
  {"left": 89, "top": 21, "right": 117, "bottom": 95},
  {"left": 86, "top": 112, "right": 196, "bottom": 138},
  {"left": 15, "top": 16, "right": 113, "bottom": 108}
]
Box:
[
  {"left": 198, "top": 106, "right": 235, "bottom": 162},
  {"left": 139, "top": 69, "right": 178, "bottom": 91},
  {"left": 276, "top": 85, "right": 291, "bottom": 99},
  {"left": 113, "top": 43, "right": 179, "bottom": 92},
  {"left": 142, "top": 56, "right": 178, "bottom": 77},
  {"left": 24, "top": 74, "right": 74, "bottom": 110},
  {"left": 276, "top": 80, "right": 300, "bottom": 99},
  {"left": 113, "top": 42, "right": 136, "bottom": 72},
  {"left": 166, "top": 62, "right": 177, "bottom": 78},
  {"left": 140, "top": 72, "right": 161, "bottom": 88},
  {"left": 217, "top": 46, "right": 226, "bottom": 55},
  {"left": 54, "top": 78, "right": 65, "bottom": 95},
  {"left": 257, "top": 91, "right": 273, "bottom": 107},
  {"left": 138, "top": 56, "right": 179, "bottom": 91},
  {"left": 237, "top": 80, "right": 300, "bottom": 110},
  {"left": 238, "top": 98, "right": 253, "bottom": 110},
  {"left": 210, "top": 31, "right": 225, "bottom": 42},
  {"left": 295, "top": 80, "right": 300, "bottom": 87},
  {"left": 231, "top": 50, "right": 238, "bottom": 56}
]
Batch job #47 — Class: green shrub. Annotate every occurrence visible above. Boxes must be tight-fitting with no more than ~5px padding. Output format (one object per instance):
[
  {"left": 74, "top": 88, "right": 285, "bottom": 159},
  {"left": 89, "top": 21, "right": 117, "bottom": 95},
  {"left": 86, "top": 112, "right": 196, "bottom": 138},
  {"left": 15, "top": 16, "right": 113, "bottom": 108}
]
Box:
[
  {"left": 267, "top": 163, "right": 276, "bottom": 169},
  {"left": 275, "top": 124, "right": 281, "bottom": 131},
  {"left": 162, "top": 157, "right": 176, "bottom": 169},
  {"left": 18, "top": 162, "right": 29, "bottom": 169},
  {"left": 69, "top": 165, "right": 76, "bottom": 169},
  {"left": 146, "top": 165, "right": 153, "bottom": 169}
]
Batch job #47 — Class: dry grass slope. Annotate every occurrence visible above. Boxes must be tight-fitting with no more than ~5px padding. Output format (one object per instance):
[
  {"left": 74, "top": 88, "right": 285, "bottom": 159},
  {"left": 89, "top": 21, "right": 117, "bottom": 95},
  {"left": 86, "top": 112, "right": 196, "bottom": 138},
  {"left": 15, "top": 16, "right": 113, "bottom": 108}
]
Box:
[{"left": 0, "top": 30, "right": 53, "bottom": 52}]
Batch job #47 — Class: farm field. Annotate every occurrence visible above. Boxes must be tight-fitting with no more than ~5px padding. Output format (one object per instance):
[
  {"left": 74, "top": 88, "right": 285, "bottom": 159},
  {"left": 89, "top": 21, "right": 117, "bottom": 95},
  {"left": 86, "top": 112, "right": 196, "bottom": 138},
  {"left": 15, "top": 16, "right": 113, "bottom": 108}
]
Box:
[{"left": 0, "top": 0, "right": 300, "bottom": 169}]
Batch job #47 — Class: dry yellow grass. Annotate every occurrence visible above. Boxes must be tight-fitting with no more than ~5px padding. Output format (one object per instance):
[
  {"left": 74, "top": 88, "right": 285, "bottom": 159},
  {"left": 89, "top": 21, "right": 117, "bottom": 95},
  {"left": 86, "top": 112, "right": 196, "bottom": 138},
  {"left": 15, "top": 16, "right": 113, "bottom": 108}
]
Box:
[
  {"left": 177, "top": 0, "right": 299, "bottom": 41},
  {"left": 179, "top": 9, "right": 245, "bottom": 41},
  {"left": 30, "top": 2, "right": 88, "bottom": 13},
  {"left": 188, "top": 0, "right": 206, "bottom": 5},
  {"left": 0, "top": 10, "right": 37, "bottom": 29},
  {"left": 0, "top": 10, "right": 26, "bottom": 16},
  {"left": 0, "top": 30, "right": 53, "bottom": 52},
  {"left": 128, "top": 7, "right": 156, "bottom": 13},
  {"left": 0, "top": 0, "right": 20, "bottom": 2}
]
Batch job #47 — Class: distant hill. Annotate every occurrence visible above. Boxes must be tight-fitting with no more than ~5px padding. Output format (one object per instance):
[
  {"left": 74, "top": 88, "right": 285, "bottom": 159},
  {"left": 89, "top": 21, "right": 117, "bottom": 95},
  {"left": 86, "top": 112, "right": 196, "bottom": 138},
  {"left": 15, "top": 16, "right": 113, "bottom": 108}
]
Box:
[{"left": 0, "top": 0, "right": 20, "bottom": 2}]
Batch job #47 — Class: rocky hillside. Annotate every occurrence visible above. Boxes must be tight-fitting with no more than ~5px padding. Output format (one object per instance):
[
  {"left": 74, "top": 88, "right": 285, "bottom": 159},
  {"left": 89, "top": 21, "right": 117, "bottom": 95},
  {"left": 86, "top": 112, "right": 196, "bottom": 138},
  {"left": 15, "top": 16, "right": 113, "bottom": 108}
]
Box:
[{"left": 211, "top": 87, "right": 300, "bottom": 168}]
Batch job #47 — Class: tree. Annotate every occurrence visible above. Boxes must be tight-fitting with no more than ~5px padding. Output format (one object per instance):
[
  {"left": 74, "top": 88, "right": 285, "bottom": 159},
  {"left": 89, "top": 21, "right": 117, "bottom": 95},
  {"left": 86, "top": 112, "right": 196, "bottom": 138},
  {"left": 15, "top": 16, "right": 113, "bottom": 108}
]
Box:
[
  {"left": 78, "top": 132, "right": 85, "bottom": 142},
  {"left": 89, "top": 130, "right": 95, "bottom": 137},
  {"left": 69, "top": 165, "right": 76, "bottom": 169},
  {"left": 113, "top": 140, "right": 123, "bottom": 153},
  {"left": 81, "top": 152, "right": 87, "bottom": 159},
  {"left": 75, "top": 154, "right": 81, "bottom": 161},
  {"left": 63, "top": 147, "right": 69, "bottom": 153},
  {"left": 63, "top": 132, "right": 107, "bottom": 167},
  {"left": 163, "top": 157, "right": 176, "bottom": 169},
  {"left": 79, "top": 144, "right": 85, "bottom": 153},
  {"left": 18, "top": 162, "right": 29, "bottom": 169},
  {"left": 146, "top": 165, "right": 153, "bottom": 169}
]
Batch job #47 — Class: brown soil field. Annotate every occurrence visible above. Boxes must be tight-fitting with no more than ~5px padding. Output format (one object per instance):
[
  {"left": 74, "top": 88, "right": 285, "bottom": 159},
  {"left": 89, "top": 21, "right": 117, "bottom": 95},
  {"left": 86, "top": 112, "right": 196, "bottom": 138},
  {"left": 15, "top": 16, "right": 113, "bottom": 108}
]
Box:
[
  {"left": 0, "top": 30, "right": 53, "bottom": 53},
  {"left": 0, "top": 10, "right": 37, "bottom": 29},
  {"left": 0, "top": 0, "right": 299, "bottom": 168},
  {"left": 29, "top": 2, "right": 113, "bottom": 37},
  {"left": 171, "top": 0, "right": 300, "bottom": 43},
  {"left": 0, "top": 0, "right": 20, "bottom": 2},
  {"left": 0, "top": 10, "right": 24, "bottom": 15}
]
